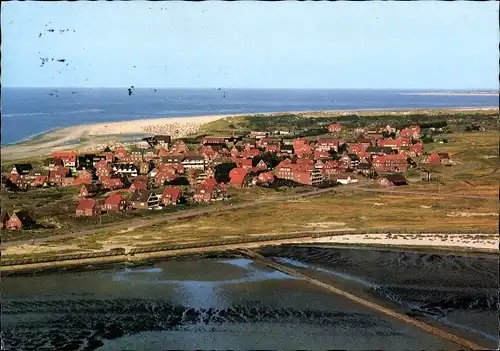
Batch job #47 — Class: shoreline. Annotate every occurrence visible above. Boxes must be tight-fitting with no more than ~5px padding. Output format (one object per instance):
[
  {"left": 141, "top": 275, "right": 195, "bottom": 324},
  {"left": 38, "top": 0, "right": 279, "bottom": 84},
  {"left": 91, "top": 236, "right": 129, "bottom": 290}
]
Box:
[
  {"left": 3, "top": 105, "right": 499, "bottom": 146},
  {"left": 2, "top": 233, "right": 498, "bottom": 277},
  {"left": 1, "top": 106, "right": 498, "bottom": 162}
]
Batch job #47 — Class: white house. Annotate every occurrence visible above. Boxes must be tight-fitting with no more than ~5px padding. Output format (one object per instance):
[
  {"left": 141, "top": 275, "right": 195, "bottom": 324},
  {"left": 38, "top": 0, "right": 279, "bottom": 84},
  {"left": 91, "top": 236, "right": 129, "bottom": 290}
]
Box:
[{"left": 336, "top": 174, "right": 358, "bottom": 185}]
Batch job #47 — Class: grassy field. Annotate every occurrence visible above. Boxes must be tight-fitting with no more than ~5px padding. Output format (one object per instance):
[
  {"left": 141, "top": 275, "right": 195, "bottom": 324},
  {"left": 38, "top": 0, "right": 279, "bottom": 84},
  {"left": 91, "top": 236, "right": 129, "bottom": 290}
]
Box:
[
  {"left": 0, "top": 185, "right": 199, "bottom": 241},
  {"left": 415, "top": 131, "right": 499, "bottom": 196},
  {"left": 200, "top": 110, "right": 499, "bottom": 135},
  {"left": 50, "top": 189, "right": 497, "bottom": 253}
]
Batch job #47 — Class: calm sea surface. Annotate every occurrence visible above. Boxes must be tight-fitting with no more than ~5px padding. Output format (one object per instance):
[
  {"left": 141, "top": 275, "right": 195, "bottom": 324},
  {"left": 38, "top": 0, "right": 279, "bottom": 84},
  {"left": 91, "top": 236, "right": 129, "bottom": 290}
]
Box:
[
  {"left": 1, "top": 88, "right": 497, "bottom": 145},
  {"left": 2, "top": 248, "right": 498, "bottom": 350}
]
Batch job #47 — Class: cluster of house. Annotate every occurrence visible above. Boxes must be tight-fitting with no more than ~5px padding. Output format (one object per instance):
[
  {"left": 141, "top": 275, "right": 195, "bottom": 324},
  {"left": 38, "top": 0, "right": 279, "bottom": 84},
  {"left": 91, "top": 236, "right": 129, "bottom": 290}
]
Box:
[{"left": 2, "top": 123, "right": 454, "bottom": 224}]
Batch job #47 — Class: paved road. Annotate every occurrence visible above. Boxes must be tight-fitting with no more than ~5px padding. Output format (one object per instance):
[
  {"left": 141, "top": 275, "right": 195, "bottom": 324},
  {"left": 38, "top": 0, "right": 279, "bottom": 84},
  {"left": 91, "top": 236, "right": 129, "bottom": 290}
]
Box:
[{"left": 2, "top": 184, "right": 495, "bottom": 249}]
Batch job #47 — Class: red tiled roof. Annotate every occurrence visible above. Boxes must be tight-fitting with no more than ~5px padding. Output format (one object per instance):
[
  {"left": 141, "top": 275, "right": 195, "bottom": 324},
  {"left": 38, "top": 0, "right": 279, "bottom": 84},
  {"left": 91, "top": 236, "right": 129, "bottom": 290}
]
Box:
[
  {"left": 162, "top": 187, "right": 181, "bottom": 201},
  {"left": 202, "top": 177, "right": 218, "bottom": 188},
  {"left": 104, "top": 194, "right": 124, "bottom": 206},
  {"left": 76, "top": 198, "right": 96, "bottom": 211}
]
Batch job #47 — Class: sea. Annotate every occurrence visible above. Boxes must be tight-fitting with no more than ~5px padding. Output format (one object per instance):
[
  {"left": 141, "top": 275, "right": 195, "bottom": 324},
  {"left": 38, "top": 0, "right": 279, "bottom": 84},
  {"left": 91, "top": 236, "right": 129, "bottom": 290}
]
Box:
[
  {"left": 1, "top": 87, "right": 498, "bottom": 145},
  {"left": 2, "top": 247, "right": 498, "bottom": 350}
]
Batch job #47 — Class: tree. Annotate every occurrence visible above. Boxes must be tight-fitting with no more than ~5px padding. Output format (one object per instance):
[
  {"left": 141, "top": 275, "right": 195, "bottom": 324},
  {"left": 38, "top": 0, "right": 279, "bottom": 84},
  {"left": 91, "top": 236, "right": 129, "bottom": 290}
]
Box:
[
  {"left": 328, "top": 148, "right": 341, "bottom": 161},
  {"left": 214, "top": 162, "right": 237, "bottom": 183},
  {"left": 338, "top": 143, "right": 348, "bottom": 154},
  {"left": 166, "top": 177, "right": 190, "bottom": 186},
  {"left": 252, "top": 152, "right": 285, "bottom": 168},
  {"left": 382, "top": 131, "right": 397, "bottom": 139},
  {"left": 120, "top": 176, "right": 131, "bottom": 188}
]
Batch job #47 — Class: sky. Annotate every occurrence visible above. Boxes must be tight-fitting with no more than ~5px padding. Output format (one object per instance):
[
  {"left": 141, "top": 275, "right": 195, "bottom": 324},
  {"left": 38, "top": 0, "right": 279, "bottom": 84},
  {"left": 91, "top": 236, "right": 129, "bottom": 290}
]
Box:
[{"left": 1, "top": 2, "right": 498, "bottom": 90}]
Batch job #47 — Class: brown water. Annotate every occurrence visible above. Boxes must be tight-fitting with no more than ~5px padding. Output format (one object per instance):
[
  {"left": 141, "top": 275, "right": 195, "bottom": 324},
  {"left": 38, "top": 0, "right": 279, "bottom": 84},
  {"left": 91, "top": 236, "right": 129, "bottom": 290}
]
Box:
[{"left": 2, "top": 250, "right": 497, "bottom": 350}]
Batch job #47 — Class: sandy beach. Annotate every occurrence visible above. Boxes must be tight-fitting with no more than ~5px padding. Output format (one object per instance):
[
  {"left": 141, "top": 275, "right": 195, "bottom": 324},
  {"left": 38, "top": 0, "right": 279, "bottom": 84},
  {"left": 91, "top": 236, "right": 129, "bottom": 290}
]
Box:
[
  {"left": 2, "top": 106, "right": 498, "bottom": 162},
  {"left": 3, "top": 232, "right": 497, "bottom": 258}
]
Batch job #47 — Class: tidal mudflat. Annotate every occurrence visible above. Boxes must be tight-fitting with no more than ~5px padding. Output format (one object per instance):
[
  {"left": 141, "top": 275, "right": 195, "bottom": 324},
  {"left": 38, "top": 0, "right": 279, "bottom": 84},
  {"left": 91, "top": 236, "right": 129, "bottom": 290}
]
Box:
[{"left": 2, "top": 249, "right": 495, "bottom": 350}]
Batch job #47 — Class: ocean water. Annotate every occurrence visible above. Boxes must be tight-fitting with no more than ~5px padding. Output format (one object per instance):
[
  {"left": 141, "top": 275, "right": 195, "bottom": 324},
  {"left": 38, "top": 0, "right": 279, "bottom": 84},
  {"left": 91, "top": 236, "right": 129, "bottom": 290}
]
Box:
[
  {"left": 1, "top": 87, "right": 497, "bottom": 145},
  {"left": 2, "top": 256, "right": 465, "bottom": 350}
]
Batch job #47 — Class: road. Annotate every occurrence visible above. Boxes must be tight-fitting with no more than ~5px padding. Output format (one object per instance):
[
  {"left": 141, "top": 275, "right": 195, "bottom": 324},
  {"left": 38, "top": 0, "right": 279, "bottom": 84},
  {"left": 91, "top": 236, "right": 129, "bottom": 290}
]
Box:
[{"left": 1, "top": 184, "right": 495, "bottom": 249}]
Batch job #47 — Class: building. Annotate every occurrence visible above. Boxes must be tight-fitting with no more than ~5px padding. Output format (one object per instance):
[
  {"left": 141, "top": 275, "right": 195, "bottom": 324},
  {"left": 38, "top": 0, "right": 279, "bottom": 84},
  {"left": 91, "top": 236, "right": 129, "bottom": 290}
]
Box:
[
  {"left": 170, "top": 140, "right": 188, "bottom": 153},
  {"left": 75, "top": 169, "right": 93, "bottom": 185},
  {"left": 4, "top": 211, "right": 36, "bottom": 230},
  {"left": 316, "top": 138, "right": 341, "bottom": 152},
  {"left": 292, "top": 168, "right": 324, "bottom": 185},
  {"left": 161, "top": 187, "right": 181, "bottom": 205},
  {"left": 11, "top": 164, "right": 33, "bottom": 176},
  {"left": 115, "top": 165, "right": 138, "bottom": 178},
  {"left": 102, "top": 177, "right": 124, "bottom": 190},
  {"left": 95, "top": 161, "right": 113, "bottom": 179},
  {"left": 79, "top": 184, "right": 100, "bottom": 197},
  {"left": 103, "top": 194, "right": 127, "bottom": 212},
  {"left": 153, "top": 135, "right": 172, "bottom": 147},
  {"left": 193, "top": 180, "right": 227, "bottom": 202},
  {"left": 328, "top": 123, "right": 342, "bottom": 133},
  {"left": 252, "top": 172, "right": 275, "bottom": 186},
  {"left": 400, "top": 125, "right": 421, "bottom": 139},
  {"left": 52, "top": 151, "right": 77, "bottom": 167},
  {"left": 44, "top": 158, "right": 64, "bottom": 170},
  {"left": 423, "top": 152, "right": 451, "bottom": 165},
  {"left": 372, "top": 154, "right": 408, "bottom": 173},
  {"left": 130, "top": 190, "right": 160, "bottom": 210},
  {"left": 336, "top": 174, "right": 358, "bottom": 185},
  {"left": 129, "top": 180, "right": 147, "bottom": 193},
  {"left": 181, "top": 155, "right": 206, "bottom": 170},
  {"left": 379, "top": 174, "right": 408, "bottom": 187},
  {"left": 339, "top": 154, "right": 360, "bottom": 169},
  {"left": 76, "top": 199, "right": 100, "bottom": 217},
  {"left": 201, "top": 137, "right": 227, "bottom": 145},
  {"left": 255, "top": 159, "right": 268, "bottom": 171},
  {"left": 240, "top": 159, "right": 253, "bottom": 171},
  {"left": 229, "top": 167, "right": 248, "bottom": 187}
]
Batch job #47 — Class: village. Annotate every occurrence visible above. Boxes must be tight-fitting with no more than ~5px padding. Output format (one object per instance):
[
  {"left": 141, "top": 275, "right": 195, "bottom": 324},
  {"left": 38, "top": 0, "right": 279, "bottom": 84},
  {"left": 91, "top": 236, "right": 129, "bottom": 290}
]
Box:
[{"left": 0, "top": 121, "right": 454, "bottom": 231}]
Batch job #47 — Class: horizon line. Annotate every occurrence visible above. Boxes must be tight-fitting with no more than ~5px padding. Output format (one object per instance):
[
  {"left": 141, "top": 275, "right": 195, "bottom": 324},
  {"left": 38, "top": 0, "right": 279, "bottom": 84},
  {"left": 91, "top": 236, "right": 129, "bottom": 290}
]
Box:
[{"left": 2, "top": 86, "right": 498, "bottom": 91}]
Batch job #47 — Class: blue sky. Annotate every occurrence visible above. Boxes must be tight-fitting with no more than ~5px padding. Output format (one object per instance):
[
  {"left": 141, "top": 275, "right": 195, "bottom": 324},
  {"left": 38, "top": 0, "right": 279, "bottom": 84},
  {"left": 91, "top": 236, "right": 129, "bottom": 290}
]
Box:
[{"left": 1, "top": 2, "right": 498, "bottom": 89}]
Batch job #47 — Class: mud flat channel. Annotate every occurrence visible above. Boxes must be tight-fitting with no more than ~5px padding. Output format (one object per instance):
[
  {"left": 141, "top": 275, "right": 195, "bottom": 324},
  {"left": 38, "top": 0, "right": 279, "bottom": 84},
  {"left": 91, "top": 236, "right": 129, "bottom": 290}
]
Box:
[{"left": 2, "top": 246, "right": 498, "bottom": 350}]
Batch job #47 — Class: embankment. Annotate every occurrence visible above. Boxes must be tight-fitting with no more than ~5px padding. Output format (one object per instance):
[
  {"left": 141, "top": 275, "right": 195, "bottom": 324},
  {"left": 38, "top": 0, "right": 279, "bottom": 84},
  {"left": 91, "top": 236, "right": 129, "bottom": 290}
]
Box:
[
  {"left": 238, "top": 248, "right": 489, "bottom": 351},
  {"left": 2, "top": 229, "right": 498, "bottom": 276}
]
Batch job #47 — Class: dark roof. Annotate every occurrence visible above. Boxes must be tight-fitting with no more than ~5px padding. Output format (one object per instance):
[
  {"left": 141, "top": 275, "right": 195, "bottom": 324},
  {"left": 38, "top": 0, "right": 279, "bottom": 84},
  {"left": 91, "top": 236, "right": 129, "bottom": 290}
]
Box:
[
  {"left": 437, "top": 152, "right": 450, "bottom": 159},
  {"left": 357, "top": 163, "right": 372, "bottom": 170},
  {"left": 44, "top": 158, "right": 64, "bottom": 166},
  {"left": 384, "top": 174, "right": 408, "bottom": 183},
  {"left": 347, "top": 154, "right": 360, "bottom": 161},
  {"left": 14, "top": 164, "right": 33, "bottom": 174},
  {"left": 130, "top": 190, "right": 155, "bottom": 202},
  {"left": 12, "top": 210, "right": 36, "bottom": 225},
  {"left": 81, "top": 184, "right": 101, "bottom": 192}
]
